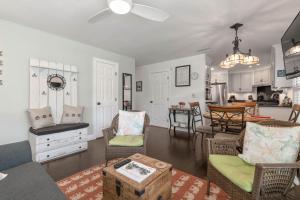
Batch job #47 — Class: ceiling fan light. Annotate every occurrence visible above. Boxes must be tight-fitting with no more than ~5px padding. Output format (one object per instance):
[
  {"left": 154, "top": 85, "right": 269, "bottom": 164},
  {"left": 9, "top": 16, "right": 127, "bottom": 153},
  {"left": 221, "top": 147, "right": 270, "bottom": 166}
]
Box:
[
  {"left": 285, "top": 44, "right": 300, "bottom": 57},
  {"left": 108, "top": 0, "right": 132, "bottom": 15}
]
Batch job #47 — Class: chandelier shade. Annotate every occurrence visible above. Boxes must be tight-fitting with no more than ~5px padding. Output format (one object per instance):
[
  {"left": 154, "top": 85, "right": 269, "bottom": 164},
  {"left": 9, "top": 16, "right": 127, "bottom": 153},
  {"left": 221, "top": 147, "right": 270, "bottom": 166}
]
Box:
[
  {"left": 243, "top": 55, "right": 259, "bottom": 65},
  {"left": 285, "top": 44, "right": 300, "bottom": 57},
  {"left": 220, "top": 23, "right": 260, "bottom": 69}
]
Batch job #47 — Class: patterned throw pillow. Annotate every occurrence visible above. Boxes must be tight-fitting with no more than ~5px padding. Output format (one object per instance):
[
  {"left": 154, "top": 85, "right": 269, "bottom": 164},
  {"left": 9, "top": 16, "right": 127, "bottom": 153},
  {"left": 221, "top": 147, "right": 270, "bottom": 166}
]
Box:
[
  {"left": 117, "top": 110, "right": 146, "bottom": 136},
  {"left": 28, "top": 106, "right": 55, "bottom": 129},
  {"left": 239, "top": 122, "right": 300, "bottom": 165},
  {"left": 61, "top": 105, "right": 84, "bottom": 124}
]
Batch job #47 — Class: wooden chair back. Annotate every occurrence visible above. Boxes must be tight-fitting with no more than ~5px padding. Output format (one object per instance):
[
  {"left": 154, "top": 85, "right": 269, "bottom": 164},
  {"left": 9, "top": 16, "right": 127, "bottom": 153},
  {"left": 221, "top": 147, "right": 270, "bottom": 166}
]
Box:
[
  {"left": 208, "top": 105, "right": 246, "bottom": 134},
  {"left": 231, "top": 102, "right": 257, "bottom": 116},
  {"left": 288, "top": 104, "right": 300, "bottom": 123},
  {"left": 111, "top": 111, "right": 150, "bottom": 133},
  {"left": 189, "top": 102, "right": 203, "bottom": 132}
]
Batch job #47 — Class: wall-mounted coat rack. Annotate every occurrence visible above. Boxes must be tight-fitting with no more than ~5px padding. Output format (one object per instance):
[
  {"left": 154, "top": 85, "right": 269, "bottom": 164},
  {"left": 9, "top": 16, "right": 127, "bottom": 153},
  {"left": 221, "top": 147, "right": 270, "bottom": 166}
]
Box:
[{"left": 29, "top": 58, "right": 78, "bottom": 123}]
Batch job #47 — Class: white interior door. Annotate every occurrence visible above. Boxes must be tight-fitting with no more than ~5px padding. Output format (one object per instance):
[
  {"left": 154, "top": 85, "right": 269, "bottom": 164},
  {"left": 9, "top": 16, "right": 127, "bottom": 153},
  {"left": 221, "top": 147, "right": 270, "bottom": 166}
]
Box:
[
  {"left": 94, "top": 58, "right": 118, "bottom": 138},
  {"left": 150, "top": 71, "right": 170, "bottom": 127}
]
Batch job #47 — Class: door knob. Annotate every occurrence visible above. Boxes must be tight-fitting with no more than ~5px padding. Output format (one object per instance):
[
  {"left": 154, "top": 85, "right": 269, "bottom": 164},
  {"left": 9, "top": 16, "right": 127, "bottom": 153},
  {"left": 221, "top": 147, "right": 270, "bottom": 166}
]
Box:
[
  {"left": 150, "top": 101, "right": 153, "bottom": 103},
  {"left": 97, "top": 102, "right": 101, "bottom": 105}
]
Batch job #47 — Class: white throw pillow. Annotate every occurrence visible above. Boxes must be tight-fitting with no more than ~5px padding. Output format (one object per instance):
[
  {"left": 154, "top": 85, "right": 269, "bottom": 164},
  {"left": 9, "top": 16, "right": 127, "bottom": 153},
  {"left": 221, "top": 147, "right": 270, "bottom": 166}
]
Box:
[
  {"left": 28, "top": 106, "right": 55, "bottom": 129},
  {"left": 117, "top": 110, "right": 146, "bottom": 136},
  {"left": 61, "top": 105, "right": 84, "bottom": 124},
  {"left": 239, "top": 122, "right": 300, "bottom": 165}
]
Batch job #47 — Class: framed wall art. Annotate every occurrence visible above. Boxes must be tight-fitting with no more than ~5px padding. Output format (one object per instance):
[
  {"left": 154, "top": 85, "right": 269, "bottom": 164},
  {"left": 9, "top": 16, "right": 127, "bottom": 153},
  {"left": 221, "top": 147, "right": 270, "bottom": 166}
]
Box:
[
  {"left": 136, "top": 81, "right": 142, "bottom": 92},
  {"left": 175, "top": 65, "right": 191, "bottom": 87}
]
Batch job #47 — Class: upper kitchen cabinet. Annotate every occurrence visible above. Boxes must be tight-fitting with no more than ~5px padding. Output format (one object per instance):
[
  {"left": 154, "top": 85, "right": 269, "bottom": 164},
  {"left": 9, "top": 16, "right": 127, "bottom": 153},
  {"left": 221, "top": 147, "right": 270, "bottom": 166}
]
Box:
[
  {"left": 271, "top": 44, "right": 292, "bottom": 88},
  {"left": 253, "top": 67, "right": 271, "bottom": 86},
  {"left": 229, "top": 71, "right": 253, "bottom": 92},
  {"left": 211, "top": 71, "right": 228, "bottom": 83}
]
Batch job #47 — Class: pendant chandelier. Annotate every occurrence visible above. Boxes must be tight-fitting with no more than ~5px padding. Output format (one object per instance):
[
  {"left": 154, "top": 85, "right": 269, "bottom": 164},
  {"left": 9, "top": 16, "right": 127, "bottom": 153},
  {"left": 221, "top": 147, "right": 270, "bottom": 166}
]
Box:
[
  {"left": 220, "top": 23, "right": 259, "bottom": 68},
  {"left": 285, "top": 39, "right": 300, "bottom": 57}
]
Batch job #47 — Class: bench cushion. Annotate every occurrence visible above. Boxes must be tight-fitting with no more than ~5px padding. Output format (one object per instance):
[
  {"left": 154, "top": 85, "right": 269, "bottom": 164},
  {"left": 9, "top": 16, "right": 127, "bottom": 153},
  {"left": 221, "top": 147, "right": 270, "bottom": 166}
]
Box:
[
  {"left": 209, "top": 154, "right": 255, "bottom": 192},
  {"left": 29, "top": 123, "right": 89, "bottom": 135},
  {"left": 0, "top": 162, "right": 66, "bottom": 200},
  {"left": 109, "top": 135, "right": 144, "bottom": 147}
]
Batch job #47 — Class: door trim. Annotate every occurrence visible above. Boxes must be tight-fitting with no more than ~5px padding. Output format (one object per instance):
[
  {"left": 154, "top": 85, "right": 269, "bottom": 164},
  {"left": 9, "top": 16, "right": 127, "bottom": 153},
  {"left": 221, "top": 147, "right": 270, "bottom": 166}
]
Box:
[{"left": 92, "top": 57, "right": 119, "bottom": 139}]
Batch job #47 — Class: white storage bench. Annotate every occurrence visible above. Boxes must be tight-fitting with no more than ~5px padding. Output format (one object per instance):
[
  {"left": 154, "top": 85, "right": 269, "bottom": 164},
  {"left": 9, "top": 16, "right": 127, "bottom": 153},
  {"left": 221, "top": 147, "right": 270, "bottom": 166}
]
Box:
[{"left": 29, "top": 123, "right": 89, "bottom": 162}]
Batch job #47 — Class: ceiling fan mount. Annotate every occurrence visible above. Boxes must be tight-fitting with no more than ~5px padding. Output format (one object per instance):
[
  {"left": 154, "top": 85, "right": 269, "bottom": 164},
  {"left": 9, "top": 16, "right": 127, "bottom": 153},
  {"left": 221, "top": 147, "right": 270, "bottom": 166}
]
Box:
[{"left": 89, "top": 0, "right": 170, "bottom": 23}]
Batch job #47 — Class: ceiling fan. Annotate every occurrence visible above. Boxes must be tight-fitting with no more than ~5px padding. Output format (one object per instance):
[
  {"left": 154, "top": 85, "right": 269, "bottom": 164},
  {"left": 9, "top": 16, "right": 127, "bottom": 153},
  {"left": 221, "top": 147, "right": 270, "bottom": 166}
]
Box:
[{"left": 88, "top": 0, "right": 170, "bottom": 23}]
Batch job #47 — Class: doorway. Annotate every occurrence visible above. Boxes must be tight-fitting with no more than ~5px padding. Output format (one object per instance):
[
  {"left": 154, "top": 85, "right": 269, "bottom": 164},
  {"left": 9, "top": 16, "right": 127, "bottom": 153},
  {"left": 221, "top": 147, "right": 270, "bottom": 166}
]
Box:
[
  {"left": 150, "top": 71, "right": 171, "bottom": 127},
  {"left": 93, "top": 58, "right": 119, "bottom": 138}
]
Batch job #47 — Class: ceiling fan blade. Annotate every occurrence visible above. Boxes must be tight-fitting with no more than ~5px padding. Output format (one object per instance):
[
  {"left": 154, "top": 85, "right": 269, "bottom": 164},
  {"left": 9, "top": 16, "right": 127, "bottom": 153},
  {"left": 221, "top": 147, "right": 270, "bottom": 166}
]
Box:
[
  {"left": 88, "top": 8, "right": 111, "bottom": 23},
  {"left": 131, "top": 4, "right": 169, "bottom": 22}
]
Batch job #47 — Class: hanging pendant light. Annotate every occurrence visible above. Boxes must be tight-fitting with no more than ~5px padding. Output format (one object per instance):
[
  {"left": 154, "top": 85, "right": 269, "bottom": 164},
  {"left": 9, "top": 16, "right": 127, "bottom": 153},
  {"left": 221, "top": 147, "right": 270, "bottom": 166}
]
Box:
[
  {"left": 285, "top": 39, "right": 300, "bottom": 57},
  {"left": 220, "top": 23, "right": 259, "bottom": 68}
]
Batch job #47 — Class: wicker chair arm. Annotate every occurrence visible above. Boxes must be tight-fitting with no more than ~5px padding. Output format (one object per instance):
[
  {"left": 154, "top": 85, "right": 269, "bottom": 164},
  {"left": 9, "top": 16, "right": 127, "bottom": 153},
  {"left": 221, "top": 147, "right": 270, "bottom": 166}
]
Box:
[
  {"left": 143, "top": 126, "right": 150, "bottom": 153},
  {"left": 103, "top": 127, "right": 115, "bottom": 147},
  {"left": 252, "top": 163, "right": 300, "bottom": 200},
  {"left": 207, "top": 138, "right": 239, "bottom": 156}
]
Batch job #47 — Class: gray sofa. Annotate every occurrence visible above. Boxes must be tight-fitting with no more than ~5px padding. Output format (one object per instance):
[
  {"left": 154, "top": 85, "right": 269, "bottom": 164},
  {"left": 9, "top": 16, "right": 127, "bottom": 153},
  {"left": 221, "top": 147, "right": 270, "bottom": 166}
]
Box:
[{"left": 0, "top": 141, "right": 66, "bottom": 200}]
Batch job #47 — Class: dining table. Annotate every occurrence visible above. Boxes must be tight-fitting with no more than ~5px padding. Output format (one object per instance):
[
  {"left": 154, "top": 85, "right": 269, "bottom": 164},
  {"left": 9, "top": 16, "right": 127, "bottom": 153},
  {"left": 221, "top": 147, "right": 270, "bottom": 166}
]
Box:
[{"left": 203, "top": 111, "right": 274, "bottom": 122}]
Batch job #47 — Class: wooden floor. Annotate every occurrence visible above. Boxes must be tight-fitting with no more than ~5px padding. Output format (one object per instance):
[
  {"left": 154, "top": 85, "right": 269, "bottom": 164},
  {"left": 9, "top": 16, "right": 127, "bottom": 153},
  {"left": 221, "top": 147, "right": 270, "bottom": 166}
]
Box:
[
  {"left": 43, "top": 126, "right": 300, "bottom": 199},
  {"left": 43, "top": 126, "right": 206, "bottom": 181}
]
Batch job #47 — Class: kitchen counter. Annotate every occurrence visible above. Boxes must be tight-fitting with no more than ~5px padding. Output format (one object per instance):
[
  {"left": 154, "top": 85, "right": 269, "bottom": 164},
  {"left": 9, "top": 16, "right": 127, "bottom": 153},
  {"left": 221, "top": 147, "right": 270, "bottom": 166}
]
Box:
[
  {"left": 259, "top": 106, "right": 292, "bottom": 121},
  {"left": 258, "top": 104, "right": 292, "bottom": 108}
]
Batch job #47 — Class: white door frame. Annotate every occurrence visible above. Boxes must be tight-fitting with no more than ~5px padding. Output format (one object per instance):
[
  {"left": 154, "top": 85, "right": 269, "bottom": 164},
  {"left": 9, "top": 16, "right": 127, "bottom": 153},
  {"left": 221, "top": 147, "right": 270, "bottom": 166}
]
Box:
[{"left": 92, "top": 57, "right": 119, "bottom": 140}]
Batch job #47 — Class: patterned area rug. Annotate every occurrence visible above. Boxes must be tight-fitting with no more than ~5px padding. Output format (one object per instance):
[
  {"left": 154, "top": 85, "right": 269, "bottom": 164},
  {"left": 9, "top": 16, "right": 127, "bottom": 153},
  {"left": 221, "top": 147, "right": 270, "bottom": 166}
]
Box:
[{"left": 57, "top": 160, "right": 229, "bottom": 200}]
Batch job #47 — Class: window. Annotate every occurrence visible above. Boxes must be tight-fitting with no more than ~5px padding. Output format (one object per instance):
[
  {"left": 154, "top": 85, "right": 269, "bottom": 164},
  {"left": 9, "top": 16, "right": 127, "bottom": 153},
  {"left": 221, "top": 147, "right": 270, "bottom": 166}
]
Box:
[{"left": 293, "top": 77, "right": 300, "bottom": 104}]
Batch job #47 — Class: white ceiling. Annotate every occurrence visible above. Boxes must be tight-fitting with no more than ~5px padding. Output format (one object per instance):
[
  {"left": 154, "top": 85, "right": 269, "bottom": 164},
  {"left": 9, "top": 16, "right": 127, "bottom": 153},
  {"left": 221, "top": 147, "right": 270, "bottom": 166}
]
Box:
[{"left": 0, "top": 0, "right": 299, "bottom": 66}]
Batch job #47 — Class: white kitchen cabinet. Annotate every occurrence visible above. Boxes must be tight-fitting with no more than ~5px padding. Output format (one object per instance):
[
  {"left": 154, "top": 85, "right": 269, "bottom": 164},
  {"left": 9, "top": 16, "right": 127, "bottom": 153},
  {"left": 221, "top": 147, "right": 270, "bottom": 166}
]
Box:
[
  {"left": 229, "top": 72, "right": 253, "bottom": 93},
  {"left": 253, "top": 68, "right": 270, "bottom": 85},
  {"left": 240, "top": 72, "right": 253, "bottom": 92}
]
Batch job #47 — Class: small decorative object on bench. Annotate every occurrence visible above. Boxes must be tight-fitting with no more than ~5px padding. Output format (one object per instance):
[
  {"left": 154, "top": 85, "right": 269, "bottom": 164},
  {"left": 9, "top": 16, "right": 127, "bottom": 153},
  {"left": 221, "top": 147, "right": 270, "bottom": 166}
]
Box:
[
  {"left": 28, "top": 105, "right": 89, "bottom": 162},
  {"left": 103, "top": 154, "right": 172, "bottom": 200}
]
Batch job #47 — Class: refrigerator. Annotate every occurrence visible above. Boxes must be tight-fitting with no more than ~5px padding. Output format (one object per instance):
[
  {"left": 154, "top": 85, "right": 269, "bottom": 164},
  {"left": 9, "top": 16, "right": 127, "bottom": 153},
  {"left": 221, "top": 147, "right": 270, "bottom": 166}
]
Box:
[{"left": 211, "top": 82, "right": 227, "bottom": 105}]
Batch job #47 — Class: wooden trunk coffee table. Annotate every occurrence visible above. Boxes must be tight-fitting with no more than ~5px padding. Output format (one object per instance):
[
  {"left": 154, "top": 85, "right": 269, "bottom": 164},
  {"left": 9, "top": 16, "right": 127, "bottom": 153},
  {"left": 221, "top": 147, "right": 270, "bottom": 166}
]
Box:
[{"left": 103, "top": 154, "right": 172, "bottom": 200}]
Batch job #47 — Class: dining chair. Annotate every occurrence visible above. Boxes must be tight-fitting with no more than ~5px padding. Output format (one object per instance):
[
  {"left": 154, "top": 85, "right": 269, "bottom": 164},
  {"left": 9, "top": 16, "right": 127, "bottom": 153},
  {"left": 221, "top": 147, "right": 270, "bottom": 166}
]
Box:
[
  {"left": 208, "top": 105, "right": 246, "bottom": 140},
  {"left": 189, "top": 102, "right": 217, "bottom": 148},
  {"left": 231, "top": 102, "right": 257, "bottom": 116},
  {"left": 288, "top": 104, "right": 300, "bottom": 123}
]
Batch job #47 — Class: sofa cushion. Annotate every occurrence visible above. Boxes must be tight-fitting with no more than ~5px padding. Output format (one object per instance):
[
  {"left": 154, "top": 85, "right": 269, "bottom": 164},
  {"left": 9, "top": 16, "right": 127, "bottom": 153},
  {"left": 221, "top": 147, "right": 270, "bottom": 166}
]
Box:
[
  {"left": 209, "top": 154, "right": 255, "bottom": 192},
  {"left": 0, "top": 162, "right": 66, "bottom": 200},
  {"left": 239, "top": 122, "right": 300, "bottom": 165},
  {"left": 109, "top": 135, "right": 144, "bottom": 147},
  {"left": 29, "top": 123, "right": 89, "bottom": 135}
]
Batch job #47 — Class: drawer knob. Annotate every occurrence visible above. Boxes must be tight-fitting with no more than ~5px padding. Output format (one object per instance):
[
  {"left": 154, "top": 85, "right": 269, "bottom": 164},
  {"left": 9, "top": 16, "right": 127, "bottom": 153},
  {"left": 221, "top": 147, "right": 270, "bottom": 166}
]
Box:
[
  {"left": 47, "top": 138, "right": 50, "bottom": 141},
  {"left": 79, "top": 146, "right": 82, "bottom": 149},
  {"left": 47, "top": 144, "right": 50, "bottom": 147},
  {"left": 79, "top": 137, "right": 82, "bottom": 140},
  {"left": 47, "top": 155, "right": 50, "bottom": 158},
  {"left": 79, "top": 132, "right": 82, "bottom": 135}
]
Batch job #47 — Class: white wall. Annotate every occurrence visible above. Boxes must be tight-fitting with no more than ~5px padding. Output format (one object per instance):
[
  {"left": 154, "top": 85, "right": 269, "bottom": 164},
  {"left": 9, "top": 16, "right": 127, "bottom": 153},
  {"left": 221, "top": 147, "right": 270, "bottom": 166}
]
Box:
[
  {"left": 0, "top": 19, "right": 135, "bottom": 145},
  {"left": 136, "top": 54, "right": 207, "bottom": 127}
]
